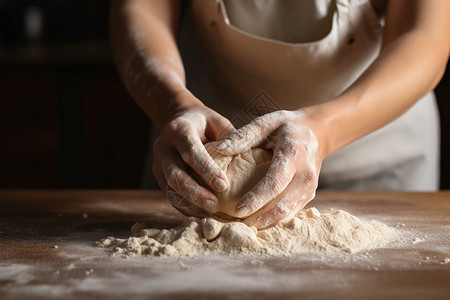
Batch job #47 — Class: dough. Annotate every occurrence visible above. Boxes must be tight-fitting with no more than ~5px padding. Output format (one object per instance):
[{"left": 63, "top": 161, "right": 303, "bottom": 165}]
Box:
[
  {"left": 199, "top": 141, "right": 273, "bottom": 219},
  {"left": 99, "top": 147, "right": 398, "bottom": 258},
  {"left": 98, "top": 208, "right": 397, "bottom": 257}
]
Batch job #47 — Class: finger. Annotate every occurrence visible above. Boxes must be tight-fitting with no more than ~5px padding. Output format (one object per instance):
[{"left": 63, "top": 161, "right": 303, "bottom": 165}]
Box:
[
  {"left": 154, "top": 157, "right": 208, "bottom": 217},
  {"left": 243, "top": 176, "right": 316, "bottom": 229},
  {"left": 159, "top": 148, "right": 220, "bottom": 213},
  {"left": 278, "top": 190, "right": 316, "bottom": 223},
  {"left": 215, "top": 110, "right": 299, "bottom": 155},
  {"left": 166, "top": 187, "right": 211, "bottom": 219},
  {"left": 174, "top": 130, "right": 229, "bottom": 193},
  {"left": 215, "top": 116, "right": 272, "bottom": 155},
  {"left": 154, "top": 160, "right": 209, "bottom": 218},
  {"left": 234, "top": 138, "right": 299, "bottom": 218},
  {"left": 206, "top": 115, "right": 236, "bottom": 141},
  {"left": 152, "top": 161, "right": 168, "bottom": 194}
]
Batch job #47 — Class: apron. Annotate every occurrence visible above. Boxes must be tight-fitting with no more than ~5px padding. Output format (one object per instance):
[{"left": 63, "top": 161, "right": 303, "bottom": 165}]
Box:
[{"left": 142, "top": 0, "right": 440, "bottom": 191}]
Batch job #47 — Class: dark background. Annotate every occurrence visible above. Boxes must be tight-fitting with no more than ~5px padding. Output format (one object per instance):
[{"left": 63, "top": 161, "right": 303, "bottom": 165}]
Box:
[{"left": 0, "top": 1, "right": 449, "bottom": 189}]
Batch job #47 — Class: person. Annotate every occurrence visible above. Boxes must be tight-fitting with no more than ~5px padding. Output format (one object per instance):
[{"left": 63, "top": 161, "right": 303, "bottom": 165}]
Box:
[{"left": 110, "top": 0, "right": 450, "bottom": 229}]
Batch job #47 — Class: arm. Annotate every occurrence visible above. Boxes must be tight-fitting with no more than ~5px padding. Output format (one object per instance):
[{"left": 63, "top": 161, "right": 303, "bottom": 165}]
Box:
[
  {"left": 307, "top": 0, "right": 450, "bottom": 156},
  {"left": 110, "top": 0, "right": 234, "bottom": 215},
  {"left": 110, "top": 0, "right": 188, "bottom": 129},
  {"left": 217, "top": 0, "right": 450, "bottom": 228}
]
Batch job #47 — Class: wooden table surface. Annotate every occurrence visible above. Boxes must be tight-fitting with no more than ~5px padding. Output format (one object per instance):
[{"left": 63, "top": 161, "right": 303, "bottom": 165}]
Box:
[{"left": 0, "top": 190, "right": 449, "bottom": 299}]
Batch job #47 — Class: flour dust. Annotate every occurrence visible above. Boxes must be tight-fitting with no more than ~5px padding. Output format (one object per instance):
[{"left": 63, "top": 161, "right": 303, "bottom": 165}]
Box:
[{"left": 98, "top": 208, "right": 397, "bottom": 257}]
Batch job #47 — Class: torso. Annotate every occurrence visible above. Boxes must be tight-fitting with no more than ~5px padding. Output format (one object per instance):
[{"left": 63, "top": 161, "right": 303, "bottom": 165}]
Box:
[{"left": 174, "top": 0, "right": 439, "bottom": 190}]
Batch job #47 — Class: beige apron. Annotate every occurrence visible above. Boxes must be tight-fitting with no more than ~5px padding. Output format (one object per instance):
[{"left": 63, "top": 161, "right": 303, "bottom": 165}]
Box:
[{"left": 143, "top": 0, "right": 440, "bottom": 191}]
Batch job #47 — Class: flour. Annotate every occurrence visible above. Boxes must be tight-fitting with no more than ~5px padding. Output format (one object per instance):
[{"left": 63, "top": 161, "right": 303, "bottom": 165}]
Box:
[
  {"left": 98, "top": 208, "right": 396, "bottom": 257},
  {"left": 441, "top": 257, "right": 450, "bottom": 264}
]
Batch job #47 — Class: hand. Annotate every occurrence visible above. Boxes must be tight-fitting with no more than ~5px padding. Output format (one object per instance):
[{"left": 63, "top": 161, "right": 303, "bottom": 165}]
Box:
[
  {"left": 153, "top": 98, "right": 235, "bottom": 218},
  {"left": 216, "top": 110, "right": 324, "bottom": 229}
]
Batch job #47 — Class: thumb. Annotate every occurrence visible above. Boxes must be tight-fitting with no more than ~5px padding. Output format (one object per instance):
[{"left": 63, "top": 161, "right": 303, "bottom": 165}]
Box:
[
  {"left": 215, "top": 117, "right": 268, "bottom": 155},
  {"left": 207, "top": 115, "right": 236, "bottom": 141}
]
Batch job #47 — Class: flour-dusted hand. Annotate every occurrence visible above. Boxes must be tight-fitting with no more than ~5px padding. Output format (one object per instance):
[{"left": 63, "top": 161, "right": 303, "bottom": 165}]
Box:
[
  {"left": 216, "top": 110, "right": 326, "bottom": 229},
  {"left": 153, "top": 99, "right": 235, "bottom": 217}
]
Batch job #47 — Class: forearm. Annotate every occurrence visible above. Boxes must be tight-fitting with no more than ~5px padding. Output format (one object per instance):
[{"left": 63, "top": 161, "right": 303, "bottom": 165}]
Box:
[
  {"left": 303, "top": 0, "right": 450, "bottom": 158},
  {"left": 110, "top": 0, "right": 199, "bottom": 130}
]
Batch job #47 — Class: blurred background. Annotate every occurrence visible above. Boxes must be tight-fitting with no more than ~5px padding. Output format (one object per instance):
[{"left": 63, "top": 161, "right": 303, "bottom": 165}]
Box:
[{"left": 0, "top": 0, "right": 449, "bottom": 189}]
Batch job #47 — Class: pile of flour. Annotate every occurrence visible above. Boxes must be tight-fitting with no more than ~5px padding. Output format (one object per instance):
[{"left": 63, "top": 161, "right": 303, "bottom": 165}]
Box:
[{"left": 98, "top": 208, "right": 397, "bottom": 257}]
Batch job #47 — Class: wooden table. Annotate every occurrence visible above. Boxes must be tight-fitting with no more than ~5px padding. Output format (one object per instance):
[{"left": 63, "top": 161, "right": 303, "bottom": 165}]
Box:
[{"left": 0, "top": 190, "right": 449, "bottom": 299}]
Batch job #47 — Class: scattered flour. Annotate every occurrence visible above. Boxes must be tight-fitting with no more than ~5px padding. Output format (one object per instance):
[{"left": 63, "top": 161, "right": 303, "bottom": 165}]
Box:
[
  {"left": 441, "top": 257, "right": 450, "bottom": 264},
  {"left": 98, "top": 208, "right": 396, "bottom": 257},
  {"left": 412, "top": 237, "right": 424, "bottom": 244}
]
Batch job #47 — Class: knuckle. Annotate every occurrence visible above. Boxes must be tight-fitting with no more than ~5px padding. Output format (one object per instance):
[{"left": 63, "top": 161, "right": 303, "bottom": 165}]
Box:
[
  {"left": 179, "top": 146, "right": 194, "bottom": 165},
  {"left": 275, "top": 205, "right": 289, "bottom": 217},
  {"left": 251, "top": 118, "right": 267, "bottom": 133},
  {"left": 279, "top": 122, "right": 297, "bottom": 135},
  {"left": 302, "top": 168, "right": 317, "bottom": 185},
  {"left": 202, "top": 162, "right": 220, "bottom": 179},
  {"left": 165, "top": 118, "right": 191, "bottom": 138},
  {"left": 179, "top": 139, "right": 197, "bottom": 164},
  {"left": 230, "top": 128, "right": 246, "bottom": 142},
  {"left": 188, "top": 186, "right": 207, "bottom": 206},
  {"left": 269, "top": 176, "right": 286, "bottom": 194},
  {"left": 279, "top": 140, "right": 298, "bottom": 158},
  {"left": 166, "top": 167, "right": 184, "bottom": 188},
  {"left": 168, "top": 191, "right": 186, "bottom": 207},
  {"left": 164, "top": 120, "right": 180, "bottom": 136},
  {"left": 189, "top": 148, "right": 218, "bottom": 174},
  {"left": 270, "top": 203, "right": 290, "bottom": 221},
  {"left": 279, "top": 110, "right": 292, "bottom": 118},
  {"left": 253, "top": 115, "right": 265, "bottom": 126}
]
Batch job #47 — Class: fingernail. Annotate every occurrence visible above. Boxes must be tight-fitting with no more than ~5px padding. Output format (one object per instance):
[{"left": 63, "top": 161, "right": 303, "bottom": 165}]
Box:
[
  {"left": 235, "top": 206, "right": 250, "bottom": 218},
  {"left": 203, "top": 199, "right": 218, "bottom": 213},
  {"left": 213, "top": 177, "right": 227, "bottom": 192}
]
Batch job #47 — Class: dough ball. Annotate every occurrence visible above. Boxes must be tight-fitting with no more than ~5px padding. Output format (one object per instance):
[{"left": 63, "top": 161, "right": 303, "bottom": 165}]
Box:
[{"left": 202, "top": 141, "right": 273, "bottom": 220}]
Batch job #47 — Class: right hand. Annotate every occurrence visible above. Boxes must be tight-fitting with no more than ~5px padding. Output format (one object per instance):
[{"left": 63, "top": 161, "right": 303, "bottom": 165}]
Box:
[{"left": 152, "top": 97, "right": 235, "bottom": 218}]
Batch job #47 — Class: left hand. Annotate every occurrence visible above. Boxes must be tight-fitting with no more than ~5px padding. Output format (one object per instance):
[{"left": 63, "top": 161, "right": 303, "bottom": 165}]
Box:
[{"left": 215, "top": 110, "right": 325, "bottom": 229}]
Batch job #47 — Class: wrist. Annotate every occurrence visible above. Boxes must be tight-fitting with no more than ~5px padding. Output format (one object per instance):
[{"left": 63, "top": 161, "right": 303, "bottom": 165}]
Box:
[
  {"left": 295, "top": 105, "right": 334, "bottom": 160},
  {"left": 160, "top": 90, "right": 205, "bottom": 129}
]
